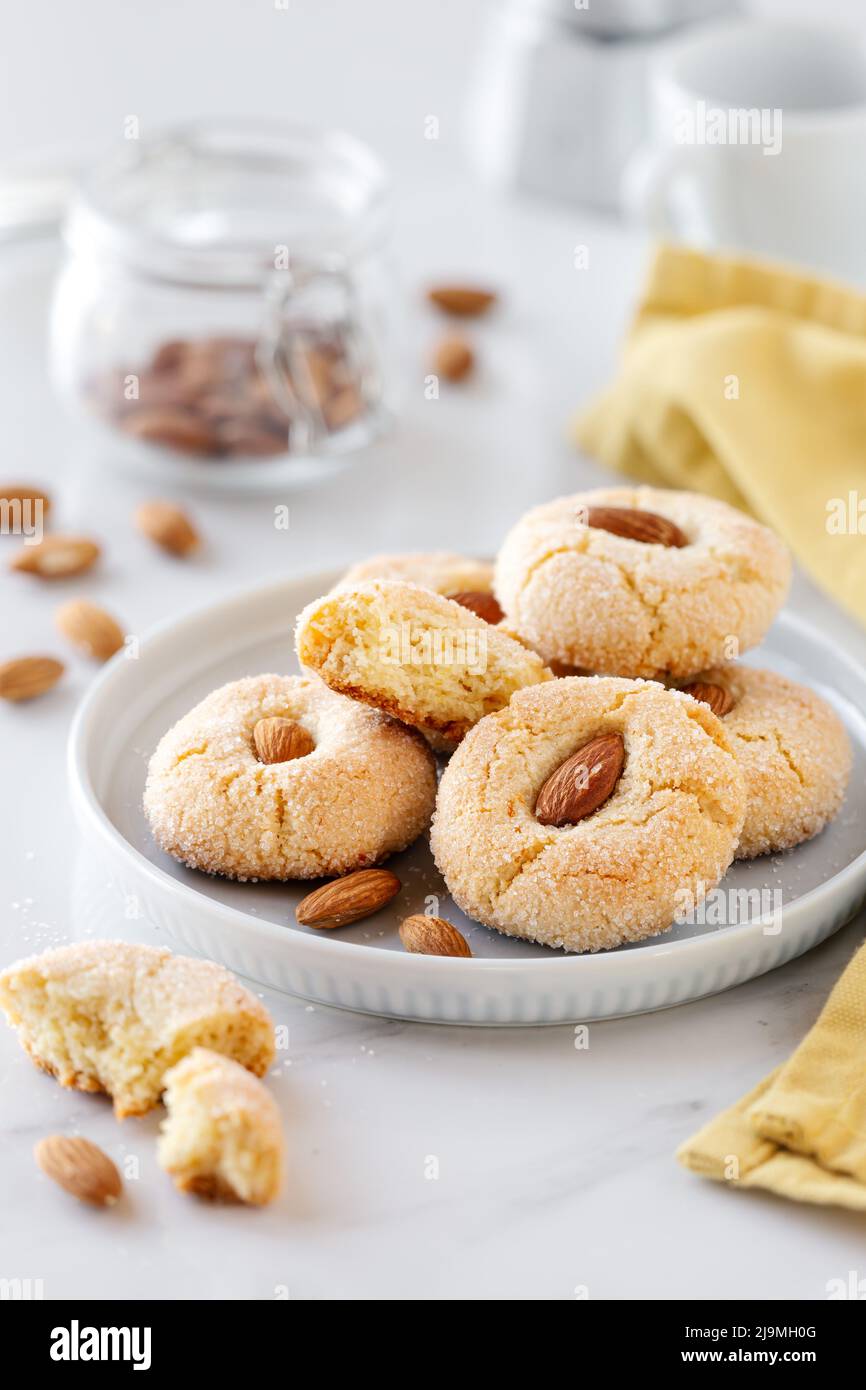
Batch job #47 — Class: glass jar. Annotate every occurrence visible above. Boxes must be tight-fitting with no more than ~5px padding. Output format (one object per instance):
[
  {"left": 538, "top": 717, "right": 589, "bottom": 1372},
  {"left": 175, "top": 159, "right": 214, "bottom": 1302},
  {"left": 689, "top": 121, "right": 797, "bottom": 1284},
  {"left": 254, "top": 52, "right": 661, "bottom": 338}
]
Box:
[{"left": 50, "top": 121, "right": 394, "bottom": 491}]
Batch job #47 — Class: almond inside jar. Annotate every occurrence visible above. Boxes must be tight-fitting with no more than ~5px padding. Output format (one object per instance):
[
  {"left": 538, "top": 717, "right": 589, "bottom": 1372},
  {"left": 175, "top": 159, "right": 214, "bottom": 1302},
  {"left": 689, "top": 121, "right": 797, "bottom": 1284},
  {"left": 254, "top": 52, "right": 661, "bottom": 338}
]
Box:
[{"left": 88, "top": 332, "right": 365, "bottom": 461}]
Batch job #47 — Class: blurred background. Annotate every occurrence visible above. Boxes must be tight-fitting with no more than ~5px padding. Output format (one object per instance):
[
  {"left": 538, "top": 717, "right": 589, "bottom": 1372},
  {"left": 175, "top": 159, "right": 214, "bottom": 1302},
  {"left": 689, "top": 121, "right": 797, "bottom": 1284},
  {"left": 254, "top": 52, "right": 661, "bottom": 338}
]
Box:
[
  {"left": 0, "top": 0, "right": 852, "bottom": 175},
  {"left": 2, "top": 0, "right": 865, "bottom": 600}
]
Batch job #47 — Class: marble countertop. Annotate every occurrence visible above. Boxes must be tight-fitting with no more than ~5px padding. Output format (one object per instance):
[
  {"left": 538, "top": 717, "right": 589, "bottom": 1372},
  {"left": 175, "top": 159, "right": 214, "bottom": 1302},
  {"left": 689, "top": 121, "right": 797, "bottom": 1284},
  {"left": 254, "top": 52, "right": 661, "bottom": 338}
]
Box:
[{"left": 3, "top": 0, "right": 866, "bottom": 1301}]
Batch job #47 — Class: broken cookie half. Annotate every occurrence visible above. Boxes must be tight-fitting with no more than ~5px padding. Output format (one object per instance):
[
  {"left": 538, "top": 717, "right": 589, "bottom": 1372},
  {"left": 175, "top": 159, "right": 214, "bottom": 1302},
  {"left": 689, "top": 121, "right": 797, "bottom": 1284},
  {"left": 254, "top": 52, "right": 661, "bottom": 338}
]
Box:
[
  {"left": 295, "top": 579, "right": 551, "bottom": 744},
  {"left": 0, "top": 940, "right": 275, "bottom": 1118}
]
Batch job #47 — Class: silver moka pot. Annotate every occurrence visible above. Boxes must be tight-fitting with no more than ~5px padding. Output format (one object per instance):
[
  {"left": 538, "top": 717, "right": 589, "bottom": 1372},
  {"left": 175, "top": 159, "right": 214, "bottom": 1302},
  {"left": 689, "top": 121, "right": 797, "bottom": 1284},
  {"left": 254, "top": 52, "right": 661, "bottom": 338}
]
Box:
[{"left": 466, "top": 0, "right": 735, "bottom": 211}]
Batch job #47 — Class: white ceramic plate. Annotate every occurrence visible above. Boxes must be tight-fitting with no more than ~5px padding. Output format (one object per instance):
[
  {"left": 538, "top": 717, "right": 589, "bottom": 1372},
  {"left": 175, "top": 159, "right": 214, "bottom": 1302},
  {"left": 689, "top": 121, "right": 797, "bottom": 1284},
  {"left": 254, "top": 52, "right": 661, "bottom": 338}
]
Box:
[{"left": 68, "top": 570, "right": 866, "bottom": 1025}]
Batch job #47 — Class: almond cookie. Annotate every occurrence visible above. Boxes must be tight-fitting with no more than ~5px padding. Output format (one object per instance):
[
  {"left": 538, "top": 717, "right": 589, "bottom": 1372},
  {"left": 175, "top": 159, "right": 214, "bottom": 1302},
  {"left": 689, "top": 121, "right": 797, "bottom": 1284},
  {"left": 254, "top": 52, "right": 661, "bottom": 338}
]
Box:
[
  {"left": 296, "top": 580, "right": 551, "bottom": 744},
  {"left": 0, "top": 941, "right": 275, "bottom": 1118},
  {"left": 144, "top": 674, "right": 436, "bottom": 880},
  {"left": 338, "top": 551, "right": 496, "bottom": 610},
  {"left": 337, "top": 551, "right": 496, "bottom": 757},
  {"left": 494, "top": 487, "right": 791, "bottom": 678},
  {"left": 676, "top": 666, "right": 852, "bottom": 859},
  {"left": 430, "top": 677, "right": 745, "bottom": 952},
  {"left": 159, "top": 1048, "right": 283, "bottom": 1206}
]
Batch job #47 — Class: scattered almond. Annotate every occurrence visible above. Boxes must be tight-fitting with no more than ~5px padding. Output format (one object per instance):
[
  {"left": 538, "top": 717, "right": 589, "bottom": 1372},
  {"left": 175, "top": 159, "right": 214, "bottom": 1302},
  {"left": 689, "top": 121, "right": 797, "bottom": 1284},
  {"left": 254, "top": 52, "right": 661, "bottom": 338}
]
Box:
[
  {"left": 134, "top": 500, "right": 200, "bottom": 556},
  {"left": 9, "top": 534, "right": 100, "bottom": 579},
  {"left": 253, "top": 716, "right": 315, "bottom": 764},
  {"left": 55, "top": 600, "right": 125, "bottom": 662},
  {"left": 34, "top": 1135, "right": 122, "bottom": 1207},
  {"left": 0, "top": 655, "right": 64, "bottom": 702},
  {"left": 427, "top": 285, "right": 497, "bottom": 317},
  {"left": 296, "top": 868, "right": 401, "bottom": 929},
  {"left": 535, "top": 733, "right": 625, "bottom": 827},
  {"left": 585, "top": 506, "right": 687, "bottom": 549},
  {"left": 433, "top": 334, "right": 474, "bottom": 382},
  {"left": 679, "top": 681, "right": 735, "bottom": 718},
  {"left": 399, "top": 914, "right": 472, "bottom": 957},
  {"left": 448, "top": 589, "right": 504, "bottom": 625},
  {"left": 0, "top": 483, "right": 51, "bottom": 520}
]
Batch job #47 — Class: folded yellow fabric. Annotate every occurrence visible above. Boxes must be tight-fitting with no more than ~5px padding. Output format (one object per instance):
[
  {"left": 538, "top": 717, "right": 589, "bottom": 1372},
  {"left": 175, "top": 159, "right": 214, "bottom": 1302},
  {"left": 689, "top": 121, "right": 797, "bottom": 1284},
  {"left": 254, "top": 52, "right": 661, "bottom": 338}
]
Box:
[
  {"left": 574, "top": 244, "right": 866, "bottom": 627},
  {"left": 677, "top": 938, "right": 866, "bottom": 1210}
]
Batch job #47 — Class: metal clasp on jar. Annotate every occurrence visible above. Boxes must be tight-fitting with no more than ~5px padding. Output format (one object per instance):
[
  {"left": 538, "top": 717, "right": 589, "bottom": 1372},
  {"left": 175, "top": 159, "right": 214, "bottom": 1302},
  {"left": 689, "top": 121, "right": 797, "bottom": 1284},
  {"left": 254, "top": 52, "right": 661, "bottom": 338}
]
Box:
[{"left": 258, "top": 254, "right": 379, "bottom": 453}]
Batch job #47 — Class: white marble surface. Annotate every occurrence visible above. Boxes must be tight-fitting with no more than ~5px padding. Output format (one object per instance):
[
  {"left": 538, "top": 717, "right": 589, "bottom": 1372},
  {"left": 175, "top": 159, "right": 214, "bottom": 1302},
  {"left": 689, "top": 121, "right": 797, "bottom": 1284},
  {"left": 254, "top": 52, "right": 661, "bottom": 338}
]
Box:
[{"left": 3, "top": 0, "right": 866, "bottom": 1302}]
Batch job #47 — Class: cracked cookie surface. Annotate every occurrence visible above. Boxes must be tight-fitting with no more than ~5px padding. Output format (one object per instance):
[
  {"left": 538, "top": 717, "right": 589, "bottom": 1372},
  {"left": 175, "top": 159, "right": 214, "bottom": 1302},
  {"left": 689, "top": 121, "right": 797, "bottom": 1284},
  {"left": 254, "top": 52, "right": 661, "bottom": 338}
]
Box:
[
  {"left": 430, "top": 676, "right": 746, "bottom": 952},
  {"left": 144, "top": 673, "right": 437, "bottom": 880},
  {"left": 494, "top": 486, "right": 791, "bottom": 678},
  {"left": 682, "top": 666, "right": 852, "bottom": 859}
]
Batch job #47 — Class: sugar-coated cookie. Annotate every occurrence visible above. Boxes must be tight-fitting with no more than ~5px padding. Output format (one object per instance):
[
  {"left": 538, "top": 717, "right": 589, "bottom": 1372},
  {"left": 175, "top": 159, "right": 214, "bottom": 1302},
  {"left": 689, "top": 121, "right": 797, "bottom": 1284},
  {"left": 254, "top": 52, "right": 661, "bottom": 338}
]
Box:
[
  {"left": 144, "top": 674, "right": 436, "bottom": 880},
  {"left": 679, "top": 666, "right": 852, "bottom": 859},
  {"left": 494, "top": 487, "right": 791, "bottom": 678},
  {"left": 158, "top": 1048, "right": 283, "bottom": 1206},
  {"left": 0, "top": 941, "right": 275, "bottom": 1117},
  {"left": 295, "top": 580, "right": 551, "bottom": 743},
  {"left": 431, "top": 677, "right": 745, "bottom": 952},
  {"left": 339, "top": 550, "right": 495, "bottom": 605}
]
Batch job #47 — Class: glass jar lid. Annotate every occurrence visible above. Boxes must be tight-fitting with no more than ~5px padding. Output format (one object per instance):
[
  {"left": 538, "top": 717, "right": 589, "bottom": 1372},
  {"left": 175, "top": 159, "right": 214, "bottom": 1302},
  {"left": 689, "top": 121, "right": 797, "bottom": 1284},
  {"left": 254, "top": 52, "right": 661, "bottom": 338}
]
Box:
[{"left": 64, "top": 120, "right": 391, "bottom": 288}]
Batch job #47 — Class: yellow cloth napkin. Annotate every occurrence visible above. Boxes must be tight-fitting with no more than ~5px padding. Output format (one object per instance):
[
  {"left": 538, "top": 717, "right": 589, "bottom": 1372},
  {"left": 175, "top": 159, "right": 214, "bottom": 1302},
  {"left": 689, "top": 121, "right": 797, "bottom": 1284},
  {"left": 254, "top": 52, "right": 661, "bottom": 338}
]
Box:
[
  {"left": 574, "top": 244, "right": 866, "bottom": 627},
  {"left": 677, "top": 939, "right": 866, "bottom": 1210}
]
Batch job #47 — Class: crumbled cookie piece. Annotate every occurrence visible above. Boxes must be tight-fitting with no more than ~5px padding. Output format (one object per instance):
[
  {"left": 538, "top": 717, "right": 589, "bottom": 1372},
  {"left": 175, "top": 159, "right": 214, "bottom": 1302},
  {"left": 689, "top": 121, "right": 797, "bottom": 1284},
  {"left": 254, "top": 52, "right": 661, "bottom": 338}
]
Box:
[{"left": 159, "top": 1048, "right": 283, "bottom": 1206}]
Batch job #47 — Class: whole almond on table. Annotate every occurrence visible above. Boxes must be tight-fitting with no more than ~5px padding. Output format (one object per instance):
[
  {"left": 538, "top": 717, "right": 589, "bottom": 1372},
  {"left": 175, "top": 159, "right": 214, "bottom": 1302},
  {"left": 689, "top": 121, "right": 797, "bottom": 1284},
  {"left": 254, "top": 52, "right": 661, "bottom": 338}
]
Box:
[
  {"left": 296, "top": 868, "right": 401, "bottom": 929},
  {"left": 399, "top": 914, "right": 472, "bottom": 958},
  {"left": 584, "top": 506, "right": 687, "bottom": 549},
  {"left": 253, "top": 717, "right": 314, "bottom": 764},
  {"left": 34, "top": 1135, "right": 122, "bottom": 1207},
  {"left": 535, "top": 733, "right": 625, "bottom": 827},
  {"left": 448, "top": 590, "right": 504, "bottom": 625},
  {"left": 427, "top": 286, "right": 497, "bottom": 317},
  {"left": 433, "top": 334, "right": 474, "bottom": 383},
  {"left": 0, "top": 655, "right": 64, "bottom": 702},
  {"left": 0, "top": 484, "right": 51, "bottom": 519},
  {"left": 679, "top": 681, "right": 735, "bottom": 718},
  {"left": 9, "top": 535, "right": 100, "bottom": 579},
  {"left": 134, "top": 500, "right": 200, "bottom": 556},
  {"left": 56, "top": 600, "right": 125, "bottom": 662}
]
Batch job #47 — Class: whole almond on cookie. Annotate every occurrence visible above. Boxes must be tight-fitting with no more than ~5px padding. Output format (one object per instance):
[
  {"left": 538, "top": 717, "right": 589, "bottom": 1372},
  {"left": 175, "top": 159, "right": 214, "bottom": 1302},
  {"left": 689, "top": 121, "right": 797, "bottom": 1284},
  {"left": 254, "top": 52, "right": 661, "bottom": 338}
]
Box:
[
  {"left": 679, "top": 681, "right": 735, "bottom": 717},
  {"left": 296, "top": 868, "right": 401, "bottom": 929},
  {"left": 253, "top": 717, "right": 314, "bottom": 764},
  {"left": 433, "top": 334, "right": 474, "bottom": 382},
  {"left": 134, "top": 500, "right": 200, "bottom": 556},
  {"left": 10, "top": 535, "right": 100, "bottom": 579},
  {"left": 448, "top": 590, "right": 504, "bottom": 625},
  {"left": 0, "top": 655, "right": 64, "bottom": 702},
  {"left": 535, "top": 733, "right": 625, "bottom": 827},
  {"left": 427, "top": 285, "right": 497, "bottom": 317},
  {"left": 585, "top": 506, "right": 687, "bottom": 549},
  {"left": 56, "top": 600, "right": 125, "bottom": 662},
  {"left": 35, "top": 1135, "right": 122, "bottom": 1207},
  {"left": 399, "top": 914, "right": 472, "bottom": 957}
]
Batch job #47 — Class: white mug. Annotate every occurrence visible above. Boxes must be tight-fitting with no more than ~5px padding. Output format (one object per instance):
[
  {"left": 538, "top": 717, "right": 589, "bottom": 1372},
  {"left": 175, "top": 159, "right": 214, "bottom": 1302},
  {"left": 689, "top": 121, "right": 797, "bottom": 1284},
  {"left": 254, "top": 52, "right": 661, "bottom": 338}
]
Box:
[{"left": 623, "top": 20, "right": 866, "bottom": 281}]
